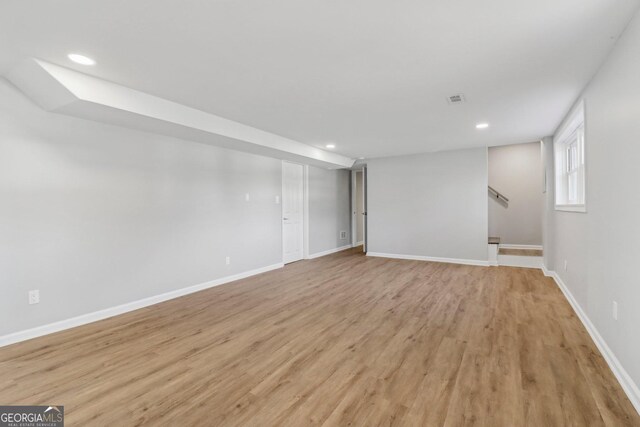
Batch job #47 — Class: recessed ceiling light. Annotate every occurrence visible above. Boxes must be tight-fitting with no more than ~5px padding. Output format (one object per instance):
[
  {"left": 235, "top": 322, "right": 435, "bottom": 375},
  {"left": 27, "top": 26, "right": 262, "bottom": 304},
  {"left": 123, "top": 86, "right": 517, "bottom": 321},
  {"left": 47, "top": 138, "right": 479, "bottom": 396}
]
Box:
[
  {"left": 68, "top": 53, "right": 96, "bottom": 66},
  {"left": 358, "top": 157, "right": 365, "bottom": 160},
  {"left": 326, "top": 144, "right": 335, "bottom": 149},
  {"left": 476, "top": 123, "right": 489, "bottom": 129}
]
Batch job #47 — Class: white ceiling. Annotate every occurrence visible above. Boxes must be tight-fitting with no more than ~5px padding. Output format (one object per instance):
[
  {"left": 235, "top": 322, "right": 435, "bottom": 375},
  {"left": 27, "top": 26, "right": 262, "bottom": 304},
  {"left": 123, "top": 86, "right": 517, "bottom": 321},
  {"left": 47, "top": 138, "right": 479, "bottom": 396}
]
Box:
[{"left": 1, "top": 0, "right": 638, "bottom": 159}]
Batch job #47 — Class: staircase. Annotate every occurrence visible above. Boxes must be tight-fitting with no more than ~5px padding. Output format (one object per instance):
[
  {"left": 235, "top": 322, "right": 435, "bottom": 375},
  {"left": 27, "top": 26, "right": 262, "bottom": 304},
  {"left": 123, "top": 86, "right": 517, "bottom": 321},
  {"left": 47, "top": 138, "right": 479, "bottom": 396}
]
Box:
[
  {"left": 488, "top": 237, "right": 543, "bottom": 268},
  {"left": 487, "top": 185, "right": 543, "bottom": 268}
]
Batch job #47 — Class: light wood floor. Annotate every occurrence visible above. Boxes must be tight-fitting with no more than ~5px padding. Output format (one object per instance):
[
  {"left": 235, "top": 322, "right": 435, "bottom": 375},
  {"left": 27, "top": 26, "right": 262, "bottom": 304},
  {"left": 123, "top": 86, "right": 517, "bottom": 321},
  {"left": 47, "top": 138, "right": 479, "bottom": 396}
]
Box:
[
  {"left": 1, "top": 248, "right": 638, "bottom": 426},
  {"left": 498, "top": 248, "right": 544, "bottom": 257}
]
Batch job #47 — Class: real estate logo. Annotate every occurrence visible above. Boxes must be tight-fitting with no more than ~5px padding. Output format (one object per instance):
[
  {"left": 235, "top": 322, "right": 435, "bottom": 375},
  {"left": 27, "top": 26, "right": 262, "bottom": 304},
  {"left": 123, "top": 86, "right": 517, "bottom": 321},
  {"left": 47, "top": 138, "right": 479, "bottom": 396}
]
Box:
[{"left": 0, "top": 406, "right": 64, "bottom": 427}]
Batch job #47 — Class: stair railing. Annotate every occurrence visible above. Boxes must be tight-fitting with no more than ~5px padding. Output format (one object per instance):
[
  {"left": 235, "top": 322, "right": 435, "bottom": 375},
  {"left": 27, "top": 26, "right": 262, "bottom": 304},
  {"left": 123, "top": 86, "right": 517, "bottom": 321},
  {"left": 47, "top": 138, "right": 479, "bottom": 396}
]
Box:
[{"left": 488, "top": 186, "right": 509, "bottom": 204}]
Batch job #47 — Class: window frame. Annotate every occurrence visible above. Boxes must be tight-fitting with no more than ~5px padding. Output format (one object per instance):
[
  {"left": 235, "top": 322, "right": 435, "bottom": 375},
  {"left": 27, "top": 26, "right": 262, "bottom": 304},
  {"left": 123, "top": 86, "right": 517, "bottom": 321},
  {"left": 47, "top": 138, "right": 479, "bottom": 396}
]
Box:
[{"left": 554, "top": 101, "right": 586, "bottom": 213}]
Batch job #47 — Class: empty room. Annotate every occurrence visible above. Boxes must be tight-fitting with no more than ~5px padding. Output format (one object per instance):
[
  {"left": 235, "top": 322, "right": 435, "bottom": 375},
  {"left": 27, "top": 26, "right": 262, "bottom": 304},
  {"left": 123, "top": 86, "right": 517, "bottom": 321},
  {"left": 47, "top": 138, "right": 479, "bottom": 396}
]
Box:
[{"left": 1, "top": 0, "right": 640, "bottom": 425}]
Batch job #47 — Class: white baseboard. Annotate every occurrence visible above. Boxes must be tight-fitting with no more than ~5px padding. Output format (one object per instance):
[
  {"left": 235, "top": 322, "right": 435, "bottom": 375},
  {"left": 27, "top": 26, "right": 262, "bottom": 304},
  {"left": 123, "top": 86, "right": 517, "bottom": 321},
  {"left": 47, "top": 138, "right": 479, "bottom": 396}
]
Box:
[
  {"left": 545, "top": 266, "right": 640, "bottom": 415},
  {"left": 499, "top": 244, "right": 543, "bottom": 250},
  {"left": 0, "top": 262, "right": 284, "bottom": 348},
  {"left": 366, "top": 252, "right": 489, "bottom": 267},
  {"left": 307, "top": 245, "right": 352, "bottom": 260},
  {"left": 353, "top": 241, "right": 364, "bottom": 247},
  {"left": 498, "top": 254, "right": 543, "bottom": 269}
]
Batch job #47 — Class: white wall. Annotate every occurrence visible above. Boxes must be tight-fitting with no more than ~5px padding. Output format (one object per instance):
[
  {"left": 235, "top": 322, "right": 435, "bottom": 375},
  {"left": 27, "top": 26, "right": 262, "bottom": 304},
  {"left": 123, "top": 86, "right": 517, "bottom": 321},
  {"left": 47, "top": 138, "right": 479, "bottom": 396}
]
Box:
[
  {"left": 488, "top": 142, "right": 543, "bottom": 246},
  {"left": 308, "top": 166, "right": 351, "bottom": 255},
  {"left": 0, "top": 79, "right": 284, "bottom": 336},
  {"left": 367, "top": 148, "right": 488, "bottom": 263},
  {"left": 544, "top": 7, "right": 640, "bottom": 403},
  {"left": 1, "top": 78, "right": 354, "bottom": 338},
  {"left": 541, "top": 136, "right": 556, "bottom": 270}
]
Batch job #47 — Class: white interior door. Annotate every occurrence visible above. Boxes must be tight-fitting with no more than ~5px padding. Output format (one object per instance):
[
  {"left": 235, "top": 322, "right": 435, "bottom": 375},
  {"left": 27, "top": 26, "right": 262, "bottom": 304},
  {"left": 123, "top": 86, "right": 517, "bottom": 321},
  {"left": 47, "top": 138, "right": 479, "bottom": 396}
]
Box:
[{"left": 282, "top": 162, "right": 304, "bottom": 264}]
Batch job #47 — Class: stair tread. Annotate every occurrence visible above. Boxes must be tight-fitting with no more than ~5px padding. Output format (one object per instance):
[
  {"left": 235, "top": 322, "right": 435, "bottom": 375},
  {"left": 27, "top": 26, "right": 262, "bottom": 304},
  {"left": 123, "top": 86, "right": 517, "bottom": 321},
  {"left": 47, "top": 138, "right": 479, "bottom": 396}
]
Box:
[{"left": 499, "top": 248, "right": 543, "bottom": 257}]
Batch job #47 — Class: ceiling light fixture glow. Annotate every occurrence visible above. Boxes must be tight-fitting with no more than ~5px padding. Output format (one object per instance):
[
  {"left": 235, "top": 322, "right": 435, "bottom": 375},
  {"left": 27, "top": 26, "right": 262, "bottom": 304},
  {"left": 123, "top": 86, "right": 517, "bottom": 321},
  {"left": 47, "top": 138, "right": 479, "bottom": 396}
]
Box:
[
  {"left": 476, "top": 123, "right": 489, "bottom": 129},
  {"left": 68, "top": 53, "right": 96, "bottom": 66},
  {"left": 326, "top": 144, "right": 335, "bottom": 149}
]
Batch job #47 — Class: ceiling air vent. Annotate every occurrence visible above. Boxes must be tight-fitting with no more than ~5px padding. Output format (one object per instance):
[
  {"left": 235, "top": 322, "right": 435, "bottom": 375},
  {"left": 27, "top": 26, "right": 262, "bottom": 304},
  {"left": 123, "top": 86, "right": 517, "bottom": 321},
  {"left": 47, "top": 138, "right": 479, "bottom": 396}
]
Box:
[{"left": 447, "top": 93, "right": 465, "bottom": 104}]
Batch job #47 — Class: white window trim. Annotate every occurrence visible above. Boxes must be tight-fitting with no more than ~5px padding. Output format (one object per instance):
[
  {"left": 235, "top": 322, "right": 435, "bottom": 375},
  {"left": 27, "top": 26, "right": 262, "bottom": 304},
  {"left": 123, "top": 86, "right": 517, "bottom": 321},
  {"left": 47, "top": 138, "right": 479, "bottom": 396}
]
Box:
[
  {"left": 554, "top": 101, "right": 587, "bottom": 213},
  {"left": 555, "top": 204, "right": 587, "bottom": 213}
]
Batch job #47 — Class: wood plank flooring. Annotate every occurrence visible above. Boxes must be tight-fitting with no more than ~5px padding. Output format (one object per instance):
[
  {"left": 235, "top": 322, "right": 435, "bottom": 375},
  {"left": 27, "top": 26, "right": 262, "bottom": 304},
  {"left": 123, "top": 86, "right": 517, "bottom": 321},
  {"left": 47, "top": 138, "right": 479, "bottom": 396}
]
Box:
[
  {"left": 498, "top": 248, "right": 544, "bottom": 257},
  {"left": 1, "top": 248, "right": 638, "bottom": 426}
]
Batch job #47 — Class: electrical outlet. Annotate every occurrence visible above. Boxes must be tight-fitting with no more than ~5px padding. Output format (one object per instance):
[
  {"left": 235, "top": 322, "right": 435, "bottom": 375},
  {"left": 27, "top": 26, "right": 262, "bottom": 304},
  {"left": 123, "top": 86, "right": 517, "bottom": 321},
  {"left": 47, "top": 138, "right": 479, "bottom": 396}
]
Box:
[
  {"left": 28, "top": 290, "right": 40, "bottom": 305},
  {"left": 275, "top": 195, "right": 280, "bottom": 204},
  {"left": 339, "top": 231, "right": 347, "bottom": 239},
  {"left": 613, "top": 301, "right": 618, "bottom": 321},
  {"left": 245, "top": 193, "right": 250, "bottom": 202},
  {"left": 226, "top": 256, "right": 231, "bottom": 266},
  {"left": 564, "top": 260, "right": 568, "bottom": 271}
]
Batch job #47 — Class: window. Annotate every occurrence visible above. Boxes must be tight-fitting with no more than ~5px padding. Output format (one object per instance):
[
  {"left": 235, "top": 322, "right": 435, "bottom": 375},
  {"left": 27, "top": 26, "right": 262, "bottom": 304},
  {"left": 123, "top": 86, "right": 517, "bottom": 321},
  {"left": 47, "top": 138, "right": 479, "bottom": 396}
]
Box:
[{"left": 554, "top": 102, "right": 586, "bottom": 212}]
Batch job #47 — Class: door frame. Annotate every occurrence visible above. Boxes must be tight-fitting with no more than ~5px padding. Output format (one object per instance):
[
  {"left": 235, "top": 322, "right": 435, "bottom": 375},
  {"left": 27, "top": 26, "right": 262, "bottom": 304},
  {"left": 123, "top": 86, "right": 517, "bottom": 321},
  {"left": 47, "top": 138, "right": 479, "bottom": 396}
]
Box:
[
  {"left": 282, "top": 161, "right": 309, "bottom": 263},
  {"left": 303, "top": 164, "right": 310, "bottom": 259},
  {"left": 351, "top": 167, "right": 366, "bottom": 250},
  {"left": 363, "top": 166, "right": 367, "bottom": 253}
]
